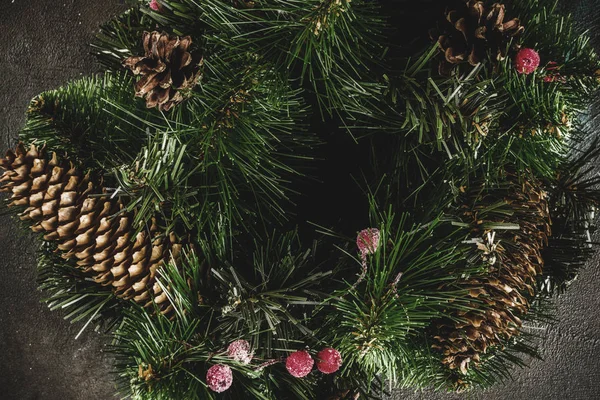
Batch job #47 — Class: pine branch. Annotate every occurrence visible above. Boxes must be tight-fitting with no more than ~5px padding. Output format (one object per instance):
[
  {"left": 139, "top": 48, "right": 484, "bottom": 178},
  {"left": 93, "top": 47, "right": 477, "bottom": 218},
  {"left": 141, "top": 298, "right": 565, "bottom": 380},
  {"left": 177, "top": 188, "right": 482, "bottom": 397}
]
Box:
[
  {"left": 539, "top": 131, "right": 600, "bottom": 295},
  {"left": 20, "top": 72, "right": 159, "bottom": 169},
  {"left": 36, "top": 242, "right": 124, "bottom": 336},
  {"left": 114, "top": 230, "right": 329, "bottom": 399},
  {"left": 320, "top": 207, "right": 476, "bottom": 388}
]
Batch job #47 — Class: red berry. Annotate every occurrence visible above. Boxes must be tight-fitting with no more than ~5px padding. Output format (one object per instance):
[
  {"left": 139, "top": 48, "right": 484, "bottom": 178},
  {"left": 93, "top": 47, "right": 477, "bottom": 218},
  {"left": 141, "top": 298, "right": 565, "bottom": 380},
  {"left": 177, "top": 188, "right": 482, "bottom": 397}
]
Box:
[
  {"left": 285, "top": 350, "right": 314, "bottom": 378},
  {"left": 515, "top": 48, "right": 540, "bottom": 74},
  {"left": 206, "top": 364, "right": 233, "bottom": 393},
  {"left": 316, "top": 348, "right": 342, "bottom": 374}
]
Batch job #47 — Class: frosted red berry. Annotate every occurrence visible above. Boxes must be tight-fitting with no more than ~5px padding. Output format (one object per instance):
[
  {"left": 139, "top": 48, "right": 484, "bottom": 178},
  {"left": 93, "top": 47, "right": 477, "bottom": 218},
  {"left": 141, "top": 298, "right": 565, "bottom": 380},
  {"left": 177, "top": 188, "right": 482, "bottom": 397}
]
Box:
[
  {"left": 515, "top": 48, "right": 540, "bottom": 74},
  {"left": 227, "top": 339, "right": 253, "bottom": 364},
  {"left": 285, "top": 350, "right": 314, "bottom": 378},
  {"left": 356, "top": 228, "right": 380, "bottom": 256},
  {"left": 316, "top": 348, "right": 342, "bottom": 374},
  {"left": 206, "top": 364, "right": 233, "bottom": 393}
]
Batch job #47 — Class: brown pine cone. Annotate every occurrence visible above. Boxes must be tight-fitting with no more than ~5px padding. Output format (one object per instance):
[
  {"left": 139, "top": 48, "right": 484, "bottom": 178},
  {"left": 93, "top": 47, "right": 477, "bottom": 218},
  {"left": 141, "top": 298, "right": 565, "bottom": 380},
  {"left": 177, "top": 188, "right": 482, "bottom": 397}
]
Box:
[
  {"left": 123, "top": 31, "right": 203, "bottom": 111},
  {"left": 431, "top": 176, "right": 550, "bottom": 375},
  {"left": 432, "top": 1, "right": 524, "bottom": 76},
  {"left": 0, "top": 143, "right": 182, "bottom": 314}
]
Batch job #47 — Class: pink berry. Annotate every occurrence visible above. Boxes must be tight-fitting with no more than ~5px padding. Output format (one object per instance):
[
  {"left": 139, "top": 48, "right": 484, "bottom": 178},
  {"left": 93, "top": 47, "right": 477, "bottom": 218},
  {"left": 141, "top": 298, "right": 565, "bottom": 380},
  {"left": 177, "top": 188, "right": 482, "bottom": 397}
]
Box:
[
  {"left": 316, "top": 348, "right": 342, "bottom": 374},
  {"left": 285, "top": 350, "right": 314, "bottom": 378},
  {"left": 356, "top": 228, "right": 380, "bottom": 256},
  {"left": 149, "top": 0, "right": 160, "bottom": 11},
  {"left": 206, "top": 364, "right": 233, "bottom": 393},
  {"left": 515, "top": 48, "right": 540, "bottom": 75},
  {"left": 227, "top": 339, "right": 253, "bottom": 364}
]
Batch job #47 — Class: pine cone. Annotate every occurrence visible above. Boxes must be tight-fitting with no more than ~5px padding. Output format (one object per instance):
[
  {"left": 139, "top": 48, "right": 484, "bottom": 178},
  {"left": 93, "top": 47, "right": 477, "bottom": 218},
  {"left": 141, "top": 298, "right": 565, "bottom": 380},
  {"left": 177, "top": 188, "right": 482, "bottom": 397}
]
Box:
[
  {"left": 432, "top": 1, "right": 524, "bottom": 76},
  {"left": 123, "top": 31, "right": 203, "bottom": 111},
  {"left": 0, "top": 144, "right": 181, "bottom": 314},
  {"left": 431, "top": 176, "right": 550, "bottom": 378}
]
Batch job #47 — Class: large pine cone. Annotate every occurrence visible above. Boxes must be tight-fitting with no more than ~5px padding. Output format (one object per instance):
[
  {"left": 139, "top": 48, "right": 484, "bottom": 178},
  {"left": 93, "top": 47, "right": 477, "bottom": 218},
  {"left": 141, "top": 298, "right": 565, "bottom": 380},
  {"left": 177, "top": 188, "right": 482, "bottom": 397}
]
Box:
[
  {"left": 432, "top": 1, "right": 524, "bottom": 75},
  {"left": 431, "top": 176, "right": 551, "bottom": 382},
  {"left": 0, "top": 144, "right": 180, "bottom": 314},
  {"left": 123, "top": 31, "right": 203, "bottom": 111}
]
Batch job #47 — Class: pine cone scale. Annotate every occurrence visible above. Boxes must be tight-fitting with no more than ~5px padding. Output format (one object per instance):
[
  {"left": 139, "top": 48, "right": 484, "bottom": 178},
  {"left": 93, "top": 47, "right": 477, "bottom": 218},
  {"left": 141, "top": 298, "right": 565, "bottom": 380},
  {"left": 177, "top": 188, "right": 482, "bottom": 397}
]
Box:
[{"left": 147, "top": 88, "right": 170, "bottom": 109}]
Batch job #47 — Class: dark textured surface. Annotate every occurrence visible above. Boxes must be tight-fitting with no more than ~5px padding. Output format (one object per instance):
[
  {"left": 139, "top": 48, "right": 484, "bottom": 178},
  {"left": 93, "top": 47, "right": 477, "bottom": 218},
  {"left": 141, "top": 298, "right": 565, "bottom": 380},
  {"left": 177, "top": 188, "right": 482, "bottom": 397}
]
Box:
[
  {"left": 0, "top": 1, "right": 599, "bottom": 399},
  {"left": 0, "top": 1, "right": 127, "bottom": 399}
]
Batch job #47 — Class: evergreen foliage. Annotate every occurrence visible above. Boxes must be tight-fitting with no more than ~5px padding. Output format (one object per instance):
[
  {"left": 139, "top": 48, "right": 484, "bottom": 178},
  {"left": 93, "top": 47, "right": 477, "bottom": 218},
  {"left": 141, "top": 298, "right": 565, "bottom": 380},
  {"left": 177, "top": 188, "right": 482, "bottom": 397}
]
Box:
[
  {"left": 36, "top": 242, "right": 124, "bottom": 336},
  {"left": 2, "top": 0, "right": 600, "bottom": 398},
  {"left": 320, "top": 211, "right": 475, "bottom": 392}
]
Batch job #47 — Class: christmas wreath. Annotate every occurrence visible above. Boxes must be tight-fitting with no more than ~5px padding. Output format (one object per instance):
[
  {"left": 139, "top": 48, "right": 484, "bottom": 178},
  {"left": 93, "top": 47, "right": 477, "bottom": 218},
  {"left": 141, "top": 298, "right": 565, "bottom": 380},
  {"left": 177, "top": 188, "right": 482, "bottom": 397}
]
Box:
[{"left": 2, "top": 0, "right": 600, "bottom": 398}]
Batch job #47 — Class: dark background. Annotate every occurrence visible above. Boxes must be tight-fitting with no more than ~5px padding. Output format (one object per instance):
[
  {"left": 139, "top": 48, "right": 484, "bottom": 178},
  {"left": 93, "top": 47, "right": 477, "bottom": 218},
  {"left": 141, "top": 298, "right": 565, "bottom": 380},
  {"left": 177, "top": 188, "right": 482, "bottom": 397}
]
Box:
[{"left": 0, "top": 1, "right": 599, "bottom": 399}]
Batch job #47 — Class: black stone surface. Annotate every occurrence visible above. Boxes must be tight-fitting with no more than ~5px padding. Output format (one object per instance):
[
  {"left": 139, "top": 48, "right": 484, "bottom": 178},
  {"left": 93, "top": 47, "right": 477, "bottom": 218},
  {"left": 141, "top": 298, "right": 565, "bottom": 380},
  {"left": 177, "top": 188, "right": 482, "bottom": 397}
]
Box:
[
  {"left": 0, "top": 1, "right": 599, "bottom": 399},
  {"left": 0, "top": 1, "right": 127, "bottom": 399}
]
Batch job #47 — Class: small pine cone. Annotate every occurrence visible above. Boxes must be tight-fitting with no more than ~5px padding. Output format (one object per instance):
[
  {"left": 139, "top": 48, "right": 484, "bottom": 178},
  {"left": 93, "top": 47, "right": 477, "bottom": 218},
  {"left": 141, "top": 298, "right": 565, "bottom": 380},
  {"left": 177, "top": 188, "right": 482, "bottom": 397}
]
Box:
[
  {"left": 123, "top": 31, "right": 203, "bottom": 111},
  {"left": 0, "top": 144, "right": 182, "bottom": 314},
  {"left": 431, "top": 175, "right": 551, "bottom": 375},
  {"left": 431, "top": 1, "right": 524, "bottom": 75}
]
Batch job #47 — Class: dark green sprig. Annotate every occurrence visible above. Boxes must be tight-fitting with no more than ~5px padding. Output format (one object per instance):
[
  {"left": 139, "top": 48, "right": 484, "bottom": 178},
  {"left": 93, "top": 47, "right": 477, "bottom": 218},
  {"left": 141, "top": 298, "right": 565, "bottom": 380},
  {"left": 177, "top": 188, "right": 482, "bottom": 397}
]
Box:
[
  {"left": 209, "top": 230, "right": 331, "bottom": 356},
  {"left": 110, "top": 130, "right": 206, "bottom": 233},
  {"left": 540, "top": 131, "right": 600, "bottom": 295},
  {"left": 112, "top": 306, "right": 216, "bottom": 400},
  {"left": 113, "top": 303, "right": 318, "bottom": 399},
  {"left": 19, "top": 72, "right": 158, "bottom": 168},
  {"left": 119, "top": 230, "right": 326, "bottom": 399},
  {"left": 36, "top": 242, "right": 124, "bottom": 337},
  {"left": 321, "top": 207, "right": 474, "bottom": 390}
]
